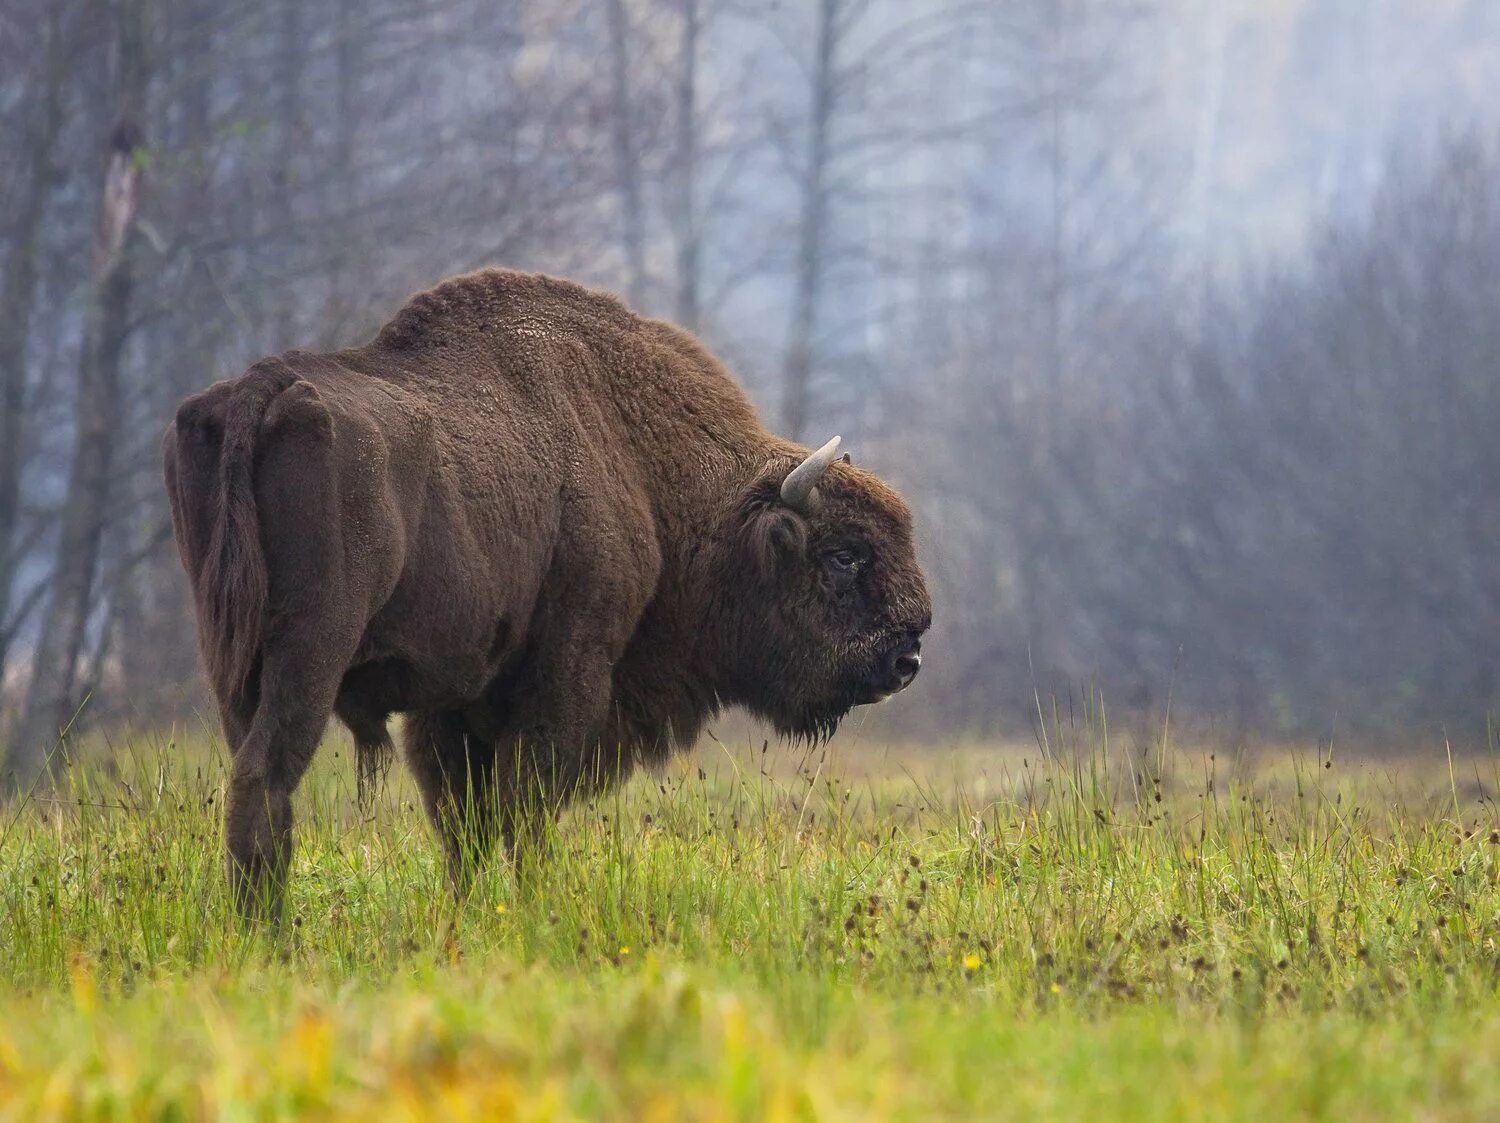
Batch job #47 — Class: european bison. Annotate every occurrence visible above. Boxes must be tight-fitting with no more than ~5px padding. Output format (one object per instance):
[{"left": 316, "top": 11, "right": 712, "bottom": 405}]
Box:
[{"left": 164, "top": 269, "right": 930, "bottom": 916}]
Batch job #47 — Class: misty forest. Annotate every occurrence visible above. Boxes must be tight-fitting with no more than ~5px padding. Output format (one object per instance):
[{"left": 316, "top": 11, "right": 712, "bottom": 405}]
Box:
[{"left": 4, "top": 0, "right": 1500, "bottom": 780}]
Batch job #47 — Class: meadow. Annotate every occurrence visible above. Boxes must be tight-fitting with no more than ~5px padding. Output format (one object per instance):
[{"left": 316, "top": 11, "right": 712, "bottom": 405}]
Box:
[{"left": 3, "top": 708, "right": 1500, "bottom": 1121}]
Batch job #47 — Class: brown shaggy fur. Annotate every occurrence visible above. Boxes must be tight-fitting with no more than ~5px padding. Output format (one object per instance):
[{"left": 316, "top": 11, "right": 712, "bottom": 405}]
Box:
[{"left": 163, "top": 269, "right": 930, "bottom": 916}]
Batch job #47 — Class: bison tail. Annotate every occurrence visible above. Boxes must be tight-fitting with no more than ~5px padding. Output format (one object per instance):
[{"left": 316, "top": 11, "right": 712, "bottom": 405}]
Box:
[{"left": 177, "top": 361, "right": 302, "bottom": 709}]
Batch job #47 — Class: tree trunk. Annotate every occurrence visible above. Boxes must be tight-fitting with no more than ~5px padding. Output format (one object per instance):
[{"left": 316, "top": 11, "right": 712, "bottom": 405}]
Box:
[
  {"left": 606, "top": 0, "right": 647, "bottom": 309},
  {"left": 271, "top": 0, "right": 305, "bottom": 345},
  {"left": 320, "top": 0, "right": 362, "bottom": 343},
  {"left": 671, "top": 0, "right": 701, "bottom": 331},
  {"left": 7, "top": 0, "right": 147, "bottom": 790},
  {"left": 779, "top": 0, "right": 837, "bottom": 442},
  {"left": 0, "top": 6, "right": 66, "bottom": 705}
]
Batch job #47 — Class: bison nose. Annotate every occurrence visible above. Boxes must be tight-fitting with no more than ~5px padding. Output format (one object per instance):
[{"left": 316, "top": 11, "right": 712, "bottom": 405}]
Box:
[{"left": 890, "top": 635, "right": 922, "bottom": 690}]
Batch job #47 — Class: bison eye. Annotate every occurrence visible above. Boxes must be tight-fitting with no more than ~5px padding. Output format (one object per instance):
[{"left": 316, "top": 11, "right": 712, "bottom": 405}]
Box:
[{"left": 827, "top": 547, "right": 862, "bottom": 573}]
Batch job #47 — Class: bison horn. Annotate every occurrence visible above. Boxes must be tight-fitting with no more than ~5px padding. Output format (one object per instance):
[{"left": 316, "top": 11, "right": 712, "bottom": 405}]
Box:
[{"left": 780, "top": 435, "right": 843, "bottom": 512}]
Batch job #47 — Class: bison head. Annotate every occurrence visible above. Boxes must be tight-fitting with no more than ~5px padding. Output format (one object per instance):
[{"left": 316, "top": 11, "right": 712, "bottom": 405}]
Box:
[{"left": 714, "top": 436, "right": 932, "bottom": 740}]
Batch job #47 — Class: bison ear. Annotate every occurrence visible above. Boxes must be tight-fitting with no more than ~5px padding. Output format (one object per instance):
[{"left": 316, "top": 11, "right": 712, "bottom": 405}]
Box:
[{"left": 741, "top": 500, "right": 808, "bottom": 578}]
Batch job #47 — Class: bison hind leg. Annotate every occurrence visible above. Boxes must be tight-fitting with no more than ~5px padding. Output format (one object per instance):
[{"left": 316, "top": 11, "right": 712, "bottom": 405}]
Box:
[{"left": 225, "top": 645, "right": 351, "bottom": 924}]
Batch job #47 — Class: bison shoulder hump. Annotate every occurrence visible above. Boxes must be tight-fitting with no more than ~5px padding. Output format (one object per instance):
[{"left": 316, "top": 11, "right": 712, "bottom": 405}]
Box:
[{"left": 374, "top": 268, "right": 636, "bottom": 352}]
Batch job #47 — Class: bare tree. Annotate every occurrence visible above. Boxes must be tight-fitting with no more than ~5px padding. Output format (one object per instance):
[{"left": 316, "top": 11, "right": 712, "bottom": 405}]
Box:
[
  {"left": 0, "top": 3, "right": 72, "bottom": 705},
  {"left": 670, "top": 0, "right": 703, "bottom": 330},
  {"left": 607, "top": 0, "right": 649, "bottom": 308},
  {"left": 777, "top": 0, "right": 839, "bottom": 442},
  {"left": 8, "top": 0, "right": 149, "bottom": 786}
]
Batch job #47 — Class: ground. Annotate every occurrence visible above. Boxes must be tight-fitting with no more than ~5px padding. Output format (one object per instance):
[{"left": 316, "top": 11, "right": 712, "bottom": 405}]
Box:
[{"left": 2, "top": 713, "right": 1499, "bottom": 1120}]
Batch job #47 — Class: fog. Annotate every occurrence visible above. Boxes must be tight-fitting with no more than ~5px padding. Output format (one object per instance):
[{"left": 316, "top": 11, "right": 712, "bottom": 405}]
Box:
[{"left": 4, "top": 0, "right": 1500, "bottom": 772}]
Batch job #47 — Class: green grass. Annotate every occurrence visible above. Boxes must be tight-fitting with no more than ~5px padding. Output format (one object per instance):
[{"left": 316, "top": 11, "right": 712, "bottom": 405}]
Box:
[{"left": 2, "top": 716, "right": 1500, "bottom": 1120}]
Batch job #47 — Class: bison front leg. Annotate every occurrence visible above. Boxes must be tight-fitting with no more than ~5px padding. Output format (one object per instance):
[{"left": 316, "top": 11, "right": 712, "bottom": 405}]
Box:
[
  {"left": 409, "top": 651, "right": 624, "bottom": 896},
  {"left": 405, "top": 709, "right": 509, "bottom": 894},
  {"left": 490, "top": 649, "right": 625, "bottom": 873}
]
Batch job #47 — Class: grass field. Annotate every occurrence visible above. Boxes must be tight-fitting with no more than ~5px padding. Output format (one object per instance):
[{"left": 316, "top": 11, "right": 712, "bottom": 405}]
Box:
[{"left": 3, "top": 713, "right": 1500, "bottom": 1120}]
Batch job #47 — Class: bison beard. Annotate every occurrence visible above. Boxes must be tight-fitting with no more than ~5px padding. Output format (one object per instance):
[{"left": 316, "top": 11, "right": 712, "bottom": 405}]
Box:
[{"left": 163, "top": 269, "right": 931, "bottom": 918}]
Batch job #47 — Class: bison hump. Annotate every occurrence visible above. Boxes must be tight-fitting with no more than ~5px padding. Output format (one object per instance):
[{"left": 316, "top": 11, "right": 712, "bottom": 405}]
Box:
[{"left": 374, "top": 268, "right": 637, "bottom": 353}]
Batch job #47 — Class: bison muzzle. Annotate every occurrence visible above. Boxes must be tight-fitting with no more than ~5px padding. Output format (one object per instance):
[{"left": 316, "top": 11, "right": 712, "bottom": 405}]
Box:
[{"left": 163, "top": 269, "right": 931, "bottom": 918}]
